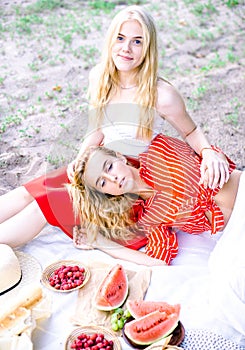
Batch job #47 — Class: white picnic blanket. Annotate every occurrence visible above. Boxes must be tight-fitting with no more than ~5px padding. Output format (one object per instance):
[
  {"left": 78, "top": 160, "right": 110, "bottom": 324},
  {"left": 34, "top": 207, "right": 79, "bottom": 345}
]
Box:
[{"left": 19, "top": 173, "right": 245, "bottom": 349}]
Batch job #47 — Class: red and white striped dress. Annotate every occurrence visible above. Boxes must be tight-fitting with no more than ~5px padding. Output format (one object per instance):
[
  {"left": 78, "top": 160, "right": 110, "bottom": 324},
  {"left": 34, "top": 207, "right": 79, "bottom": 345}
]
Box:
[{"left": 132, "top": 134, "right": 236, "bottom": 265}]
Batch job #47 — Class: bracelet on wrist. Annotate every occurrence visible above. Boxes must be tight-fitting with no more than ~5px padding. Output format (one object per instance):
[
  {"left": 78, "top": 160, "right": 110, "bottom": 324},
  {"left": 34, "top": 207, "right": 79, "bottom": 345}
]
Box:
[{"left": 184, "top": 125, "right": 197, "bottom": 139}]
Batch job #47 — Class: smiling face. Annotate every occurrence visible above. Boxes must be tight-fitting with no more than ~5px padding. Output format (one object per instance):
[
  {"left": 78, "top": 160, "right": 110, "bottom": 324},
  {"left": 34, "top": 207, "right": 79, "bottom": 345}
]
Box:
[
  {"left": 111, "top": 20, "right": 144, "bottom": 73},
  {"left": 83, "top": 149, "right": 139, "bottom": 196}
]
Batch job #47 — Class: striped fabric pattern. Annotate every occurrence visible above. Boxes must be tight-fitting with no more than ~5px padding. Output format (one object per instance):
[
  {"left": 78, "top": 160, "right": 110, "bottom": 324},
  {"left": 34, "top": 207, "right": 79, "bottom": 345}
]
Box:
[{"left": 133, "top": 134, "right": 235, "bottom": 264}]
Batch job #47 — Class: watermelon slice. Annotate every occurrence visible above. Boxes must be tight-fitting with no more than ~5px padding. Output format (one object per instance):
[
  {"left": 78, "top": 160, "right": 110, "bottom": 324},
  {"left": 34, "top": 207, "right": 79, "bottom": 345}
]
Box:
[
  {"left": 127, "top": 299, "right": 181, "bottom": 319},
  {"left": 124, "top": 310, "right": 179, "bottom": 345},
  {"left": 94, "top": 264, "right": 128, "bottom": 311}
]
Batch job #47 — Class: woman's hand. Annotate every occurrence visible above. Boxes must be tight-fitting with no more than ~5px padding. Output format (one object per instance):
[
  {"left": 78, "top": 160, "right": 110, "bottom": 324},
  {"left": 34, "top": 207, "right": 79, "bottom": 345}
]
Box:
[
  {"left": 199, "top": 149, "right": 230, "bottom": 189},
  {"left": 73, "top": 226, "right": 94, "bottom": 250},
  {"left": 73, "top": 228, "right": 116, "bottom": 250}
]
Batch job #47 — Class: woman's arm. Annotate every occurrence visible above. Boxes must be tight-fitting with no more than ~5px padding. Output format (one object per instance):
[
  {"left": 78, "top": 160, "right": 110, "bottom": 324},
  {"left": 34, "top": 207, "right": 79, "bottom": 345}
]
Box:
[
  {"left": 214, "top": 169, "right": 242, "bottom": 227},
  {"left": 67, "top": 130, "right": 104, "bottom": 182},
  {"left": 95, "top": 235, "right": 167, "bottom": 266},
  {"left": 76, "top": 129, "right": 104, "bottom": 160},
  {"left": 156, "top": 81, "right": 230, "bottom": 189},
  {"left": 74, "top": 230, "right": 166, "bottom": 267}
]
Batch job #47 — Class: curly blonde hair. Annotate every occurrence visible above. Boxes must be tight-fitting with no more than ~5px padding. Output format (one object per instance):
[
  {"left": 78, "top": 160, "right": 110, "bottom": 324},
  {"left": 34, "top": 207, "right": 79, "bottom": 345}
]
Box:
[
  {"left": 66, "top": 146, "right": 139, "bottom": 244},
  {"left": 88, "top": 5, "right": 162, "bottom": 140}
]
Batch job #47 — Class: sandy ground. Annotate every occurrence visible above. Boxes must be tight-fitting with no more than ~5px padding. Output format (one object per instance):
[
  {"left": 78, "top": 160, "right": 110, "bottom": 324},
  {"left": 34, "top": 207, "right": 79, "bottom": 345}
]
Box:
[{"left": 0, "top": 0, "right": 244, "bottom": 194}]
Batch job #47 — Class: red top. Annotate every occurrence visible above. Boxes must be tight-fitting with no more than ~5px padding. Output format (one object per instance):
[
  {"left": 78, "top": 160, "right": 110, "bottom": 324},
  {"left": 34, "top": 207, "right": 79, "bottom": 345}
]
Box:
[{"left": 131, "top": 134, "right": 236, "bottom": 264}]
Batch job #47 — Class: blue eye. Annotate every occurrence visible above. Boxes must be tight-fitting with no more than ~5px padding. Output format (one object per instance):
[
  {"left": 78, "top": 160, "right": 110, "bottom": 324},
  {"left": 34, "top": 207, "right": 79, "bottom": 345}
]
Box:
[
  {"left": 101, "top": 179, "right": 106, "bottom": 188},
  {"left": 117, "top": 35, "right": 124, "bottom": 41},
  {"left": 134, "top": 39, "right": 142, "bottom": 45}
]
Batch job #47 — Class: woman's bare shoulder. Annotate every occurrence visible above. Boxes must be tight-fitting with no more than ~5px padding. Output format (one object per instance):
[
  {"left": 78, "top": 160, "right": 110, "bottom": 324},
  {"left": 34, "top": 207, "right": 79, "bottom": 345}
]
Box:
[
  {"left": 156, "top": 78, "right": 186, "bottom": 117},
  {"left": 157, "top": 79, "right": 181, "bottom": 101}
]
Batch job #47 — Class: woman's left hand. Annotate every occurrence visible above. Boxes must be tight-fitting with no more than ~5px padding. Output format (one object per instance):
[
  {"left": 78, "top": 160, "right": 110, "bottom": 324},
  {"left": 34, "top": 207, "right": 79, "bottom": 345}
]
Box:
[
  {"left": 73, "top": 226, "right": 94, "bottom": 250},
  {"left": 199, "top": 149, "right": 230, "bottom": 189}
]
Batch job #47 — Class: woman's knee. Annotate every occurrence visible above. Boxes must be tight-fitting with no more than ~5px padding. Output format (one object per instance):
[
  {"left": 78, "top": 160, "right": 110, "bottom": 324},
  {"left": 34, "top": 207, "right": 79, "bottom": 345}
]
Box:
[
  {"left": 0, "top": 200, "right": 47, "bottom": 247},
  {"left": 18, "top": 186, "right": 35, "bottom": 203}
]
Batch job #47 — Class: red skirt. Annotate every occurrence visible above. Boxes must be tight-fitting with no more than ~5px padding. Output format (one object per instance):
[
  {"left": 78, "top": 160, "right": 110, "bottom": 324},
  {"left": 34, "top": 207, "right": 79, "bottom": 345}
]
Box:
[{"left": 24, "top": 166, "right": 147, "bottom": 250}]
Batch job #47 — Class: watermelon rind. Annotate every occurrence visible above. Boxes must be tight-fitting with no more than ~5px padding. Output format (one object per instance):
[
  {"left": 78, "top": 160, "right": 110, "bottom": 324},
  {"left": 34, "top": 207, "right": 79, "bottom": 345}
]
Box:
[
  {"left": 160, "top": 320, "right": 179, "bottom": 339},
  {"left": 94, "top": 264, "right": 128, "bottom": 311},
  {"left": 124, "top": 310, "right": 179, "bottom": 345}
]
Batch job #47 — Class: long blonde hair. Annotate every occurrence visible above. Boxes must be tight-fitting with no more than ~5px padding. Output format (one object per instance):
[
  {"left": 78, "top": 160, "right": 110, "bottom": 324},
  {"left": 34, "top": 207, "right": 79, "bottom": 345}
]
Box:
[
  {"left": 67, "top": 146, "right": 139, "bottom": 243},
  {"left": 88, "top": 5, "right": 159, "bottom": 140}
]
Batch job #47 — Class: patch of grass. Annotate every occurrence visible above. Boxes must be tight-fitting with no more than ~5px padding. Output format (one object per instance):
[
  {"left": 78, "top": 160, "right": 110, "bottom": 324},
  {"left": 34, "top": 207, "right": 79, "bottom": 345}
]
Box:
[
  {"left": 127, "top": 0, "right": 147, "bottom": 4},
  {"left": 200, "top": 53, "right": 226, "bottom": 72},
  {"left": 28, "top": 62, "right": 40, "bottom": 71},
  {"left": 72, "top": 45, "right": 99, "bottom": 67},
  {"left": 201, "top": 30, "right": 215, "bottom": 42},
  {"left": 19, "top": 125, "right": 41, "bottom": 138},
  {"left": 0, "top": 76, "right": 5, "bottom": 85},
  {"left": 45, "top": 91, "right": 55, "bottom": 100},
  {"left": 88, "top": 1, "right": 116, "bottom": 11},
  {"left": 15, "top": 14, "right": 43, "bottom": 34},
  {"left": 19, "top": 127, "right": 33, "bottom": 138},
  {"left": 224, "top": 0, "right": 239, "bottom": 7},
  {"left": 0, "top": 115, "right": 22, "bottom": 133},
  {"left": 224, "top": 97, "right": 242, "bottom": 126},
  {"left": 186, "top": 28, "right": 199, "bottom": 40},
  {"left": 226, "top": 49, "right": 239, "bottom": 63},
  {"left": 39, "top": 105, "right": 46, "bottom": 113},
  {"left": 193, "top": 83, "right": 209, "bottom": 99},
  {"left": 183, "top": 0, "right": 195, "bottom": 3},
  {"left": 42, "top": 12, "right": 91, "bottom": 45},
  {"left": 61, "top": 33, "right": 73, "bottom": 46},
  {"left": 0, "top": 21, "right": 5, "bottom": 36},
  {"left": 32, "top": 75, "right": 43, "bottom": 82},
  {"left": 49, "top": 55, "right": 65, "bottom": 66},
  {"left": 148, "top": 3, "right": 161, "bottom": 11},
  {"left": 46, "top": 154, "right": 66, "bottom": 166},
  {"left": 186, "top": 97, "right": 198, "bottom": 111},
  {"left": 27, "top": 0, "right": 65, "bottom": 12},
  {"left": 191, "top": 1, "right": 218, "bottom": 16}
]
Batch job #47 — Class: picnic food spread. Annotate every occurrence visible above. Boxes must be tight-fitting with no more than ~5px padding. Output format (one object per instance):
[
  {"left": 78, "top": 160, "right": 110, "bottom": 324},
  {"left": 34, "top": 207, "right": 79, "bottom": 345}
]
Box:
[
  {"left": 1, "top": 250, "right": 184, "bottom": 349},
  {"left": 54, "top": 261, "right": 183, "bottom": 348}
]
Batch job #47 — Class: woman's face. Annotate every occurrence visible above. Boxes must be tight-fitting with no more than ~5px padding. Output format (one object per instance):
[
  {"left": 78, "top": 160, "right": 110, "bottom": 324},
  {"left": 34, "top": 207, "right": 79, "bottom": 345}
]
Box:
[
  {"left": 83, "top": 149, "right": 137, "bottom": 195},
  {"left": 111, "top": 20, "right": 144, "bottom": 73}
]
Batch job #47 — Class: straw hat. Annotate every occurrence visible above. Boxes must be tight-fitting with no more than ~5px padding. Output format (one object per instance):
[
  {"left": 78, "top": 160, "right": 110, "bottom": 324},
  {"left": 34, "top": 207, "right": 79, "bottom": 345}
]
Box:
[{"left": 0, "top": 244, "right": 42, "bottom": 302}]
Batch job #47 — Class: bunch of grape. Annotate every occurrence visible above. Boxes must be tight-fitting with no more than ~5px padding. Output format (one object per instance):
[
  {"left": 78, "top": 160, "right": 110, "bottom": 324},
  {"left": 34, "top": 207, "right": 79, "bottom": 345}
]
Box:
[
  {"left": 70, "top": 332, "right": 114, "bottom": 350},
  {"left": 48, "top": 265, "right": 86, "bottom": 291},
  {"left": 110, "top": 308, "right": 131, "bottom": 331}
]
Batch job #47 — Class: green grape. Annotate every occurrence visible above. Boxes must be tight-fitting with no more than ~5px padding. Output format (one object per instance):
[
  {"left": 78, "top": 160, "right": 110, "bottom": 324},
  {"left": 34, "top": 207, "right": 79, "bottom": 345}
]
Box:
[
  {"left": 111, "top": 307, "right": 131, "bottom": 331},
  {"left": 123, "top": 309, "right": 131, "bottom": 319},
  {"left": 111, "top": 321, "right": 119, "bottom": 331},
  {"left": 117, "top": 318, "right": 125, "bottom": 329},
  {"left": 114, "top": 307, "right": 124, "bottom": 315},
  {"left": 111, "top": 313, "right": 119, "bottom": 323}
]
